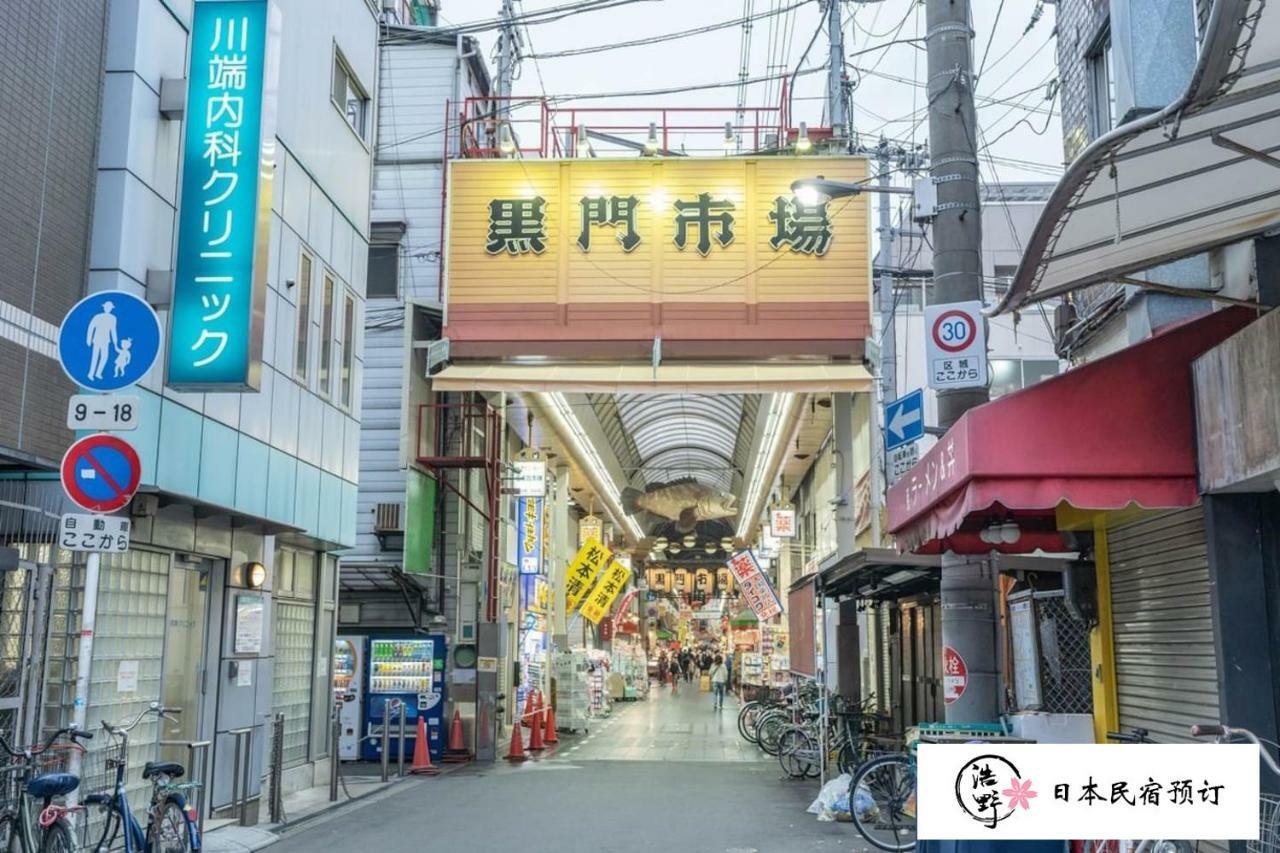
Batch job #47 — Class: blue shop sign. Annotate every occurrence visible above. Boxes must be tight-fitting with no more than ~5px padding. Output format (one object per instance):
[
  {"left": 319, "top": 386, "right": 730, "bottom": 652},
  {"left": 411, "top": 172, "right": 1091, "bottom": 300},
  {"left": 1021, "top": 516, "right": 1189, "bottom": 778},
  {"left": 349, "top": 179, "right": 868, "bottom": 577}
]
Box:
[{"left": 168, "top": 0, "right": 280, "bottom": 390}]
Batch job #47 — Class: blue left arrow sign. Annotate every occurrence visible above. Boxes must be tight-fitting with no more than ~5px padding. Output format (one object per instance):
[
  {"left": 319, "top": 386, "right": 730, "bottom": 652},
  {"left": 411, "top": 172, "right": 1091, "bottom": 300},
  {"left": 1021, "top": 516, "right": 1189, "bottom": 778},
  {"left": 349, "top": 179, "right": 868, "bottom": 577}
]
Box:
[{"left": 884, "top": 388, "right": 925, "bottom": 452}]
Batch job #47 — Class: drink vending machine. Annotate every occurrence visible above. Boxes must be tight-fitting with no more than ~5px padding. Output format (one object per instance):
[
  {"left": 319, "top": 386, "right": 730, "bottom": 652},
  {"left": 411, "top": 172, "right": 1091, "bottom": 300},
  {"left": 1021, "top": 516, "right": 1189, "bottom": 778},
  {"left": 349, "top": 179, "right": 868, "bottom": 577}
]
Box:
[
  {"left": 333, "top": 636, "right": 363, "bottom": 760},
  {"left": 362, "top": 634, "right": 448, "bottom": 763}
]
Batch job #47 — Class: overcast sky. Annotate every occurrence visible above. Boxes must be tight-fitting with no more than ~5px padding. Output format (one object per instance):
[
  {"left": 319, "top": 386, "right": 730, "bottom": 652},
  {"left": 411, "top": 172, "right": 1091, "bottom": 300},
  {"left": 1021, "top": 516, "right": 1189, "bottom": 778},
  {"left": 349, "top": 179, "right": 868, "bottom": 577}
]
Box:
[{"left": 443, "top": 0, "right": 1063, "bottom": 184}]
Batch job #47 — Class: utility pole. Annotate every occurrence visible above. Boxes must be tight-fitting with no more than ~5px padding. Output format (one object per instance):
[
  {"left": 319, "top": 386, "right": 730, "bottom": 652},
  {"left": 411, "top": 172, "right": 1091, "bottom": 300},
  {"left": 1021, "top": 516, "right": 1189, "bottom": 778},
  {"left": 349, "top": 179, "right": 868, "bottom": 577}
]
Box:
[
  {"left": 925, "top": 0, "right": 994, "bottom": 723},
  {"left": 495, "top": 0, "right": 516, "bottom": 108},
  {"left": 825, "top": 0, "right": 848, "bottom": 137}
]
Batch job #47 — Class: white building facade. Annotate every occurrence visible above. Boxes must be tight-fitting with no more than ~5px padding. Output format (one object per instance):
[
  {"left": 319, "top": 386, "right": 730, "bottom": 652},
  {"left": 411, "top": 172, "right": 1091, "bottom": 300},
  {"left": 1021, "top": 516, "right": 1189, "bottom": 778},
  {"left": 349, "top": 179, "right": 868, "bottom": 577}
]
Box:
[{"left": 29, "top": 0, "right": 379, "bottom": 820}]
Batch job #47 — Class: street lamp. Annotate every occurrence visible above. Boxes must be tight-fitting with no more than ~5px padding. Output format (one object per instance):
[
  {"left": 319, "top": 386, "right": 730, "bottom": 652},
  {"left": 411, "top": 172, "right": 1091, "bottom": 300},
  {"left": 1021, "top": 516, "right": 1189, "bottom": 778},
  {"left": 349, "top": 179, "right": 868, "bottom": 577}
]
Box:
[{"left": 790, "top": 175, "right": 915, "bottom": 204}]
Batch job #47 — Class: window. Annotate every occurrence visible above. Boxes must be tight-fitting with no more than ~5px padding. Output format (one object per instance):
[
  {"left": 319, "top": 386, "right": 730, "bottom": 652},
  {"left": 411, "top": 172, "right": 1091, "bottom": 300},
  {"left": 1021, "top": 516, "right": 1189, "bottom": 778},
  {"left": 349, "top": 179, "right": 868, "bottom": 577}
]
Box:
[
  {"left": 331, "top": 50, "right": 370, "bottom": 140},
  {"left": 992, "top": 265, "right": 1018, "bottom": 297},
  {"left": 990, "top": 358, "right": 1061, "bottom": 399},
  {"left": 1087, "top": 30, "right": 1117, "bottom": 138},
  {"left": 295, "top": 253, "right": 314, "bottom": 380},
  {"left": 341, "top": 291, "right": 355, "bottom": 409},
  {"left": 367, "top": 245, "right": 399, "bottom": 298},
  {"left": 319, "top": 273, "right": 335, "bottom": 396},
  {"left": 272, "top": 548, "right": 317, "bottom": 768}
]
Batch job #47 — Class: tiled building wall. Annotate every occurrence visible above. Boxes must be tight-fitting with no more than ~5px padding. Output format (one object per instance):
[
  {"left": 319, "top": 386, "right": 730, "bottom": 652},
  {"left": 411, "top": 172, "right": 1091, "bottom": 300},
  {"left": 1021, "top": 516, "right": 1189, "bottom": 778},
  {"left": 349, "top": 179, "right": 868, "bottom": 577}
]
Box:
[
  {"left": 88, "top": 0, "right": 377, "bottom": 547},
  {"left": 0, "top": 2, "right": 108, "bottom": 464}
]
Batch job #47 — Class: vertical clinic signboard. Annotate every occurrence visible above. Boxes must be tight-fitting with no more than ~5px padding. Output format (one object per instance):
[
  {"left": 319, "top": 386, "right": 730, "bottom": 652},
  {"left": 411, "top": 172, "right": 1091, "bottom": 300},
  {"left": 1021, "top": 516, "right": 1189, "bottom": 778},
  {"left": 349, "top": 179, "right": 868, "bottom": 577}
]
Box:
[{"left": 169, "top": 0, "right": 281, "bottom": 390}]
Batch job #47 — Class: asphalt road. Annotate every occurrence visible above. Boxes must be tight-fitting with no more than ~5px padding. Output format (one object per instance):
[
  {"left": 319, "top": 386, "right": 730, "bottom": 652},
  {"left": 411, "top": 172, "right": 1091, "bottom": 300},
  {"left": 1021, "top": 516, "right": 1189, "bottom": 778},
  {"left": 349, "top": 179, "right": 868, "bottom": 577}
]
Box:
[{"left": 271, "top": 687, "right": 875, "bottom": 853}]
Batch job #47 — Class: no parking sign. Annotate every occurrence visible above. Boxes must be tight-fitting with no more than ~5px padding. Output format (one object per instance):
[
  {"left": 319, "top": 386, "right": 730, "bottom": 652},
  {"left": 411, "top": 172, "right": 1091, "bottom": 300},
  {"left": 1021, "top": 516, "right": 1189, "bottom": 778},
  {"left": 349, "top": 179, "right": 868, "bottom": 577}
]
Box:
[{"left": 924, "top": 300, "right": 988, "bottom": 390}]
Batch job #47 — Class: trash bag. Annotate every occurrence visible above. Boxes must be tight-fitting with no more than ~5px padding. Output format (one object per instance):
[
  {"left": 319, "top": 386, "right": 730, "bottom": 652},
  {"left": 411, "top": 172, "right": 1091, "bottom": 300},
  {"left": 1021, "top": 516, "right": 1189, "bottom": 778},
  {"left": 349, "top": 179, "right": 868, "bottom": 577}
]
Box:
[{"left": 807, "top": 773, "right": 853, "bottom": 822}]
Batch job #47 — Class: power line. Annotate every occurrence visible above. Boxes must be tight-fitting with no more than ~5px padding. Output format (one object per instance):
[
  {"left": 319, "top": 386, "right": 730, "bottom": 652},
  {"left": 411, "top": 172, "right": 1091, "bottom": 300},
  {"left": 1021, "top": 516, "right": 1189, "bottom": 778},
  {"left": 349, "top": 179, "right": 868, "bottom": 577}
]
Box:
[
  {"left": 413, "top": 0, "right": 661, "bottom": 36},
  {"left": 526, "top": 0, "right": 815, "bottom": 59},
  {"left": 975, "top": 0, "right": 1006, "bottom": 81}
]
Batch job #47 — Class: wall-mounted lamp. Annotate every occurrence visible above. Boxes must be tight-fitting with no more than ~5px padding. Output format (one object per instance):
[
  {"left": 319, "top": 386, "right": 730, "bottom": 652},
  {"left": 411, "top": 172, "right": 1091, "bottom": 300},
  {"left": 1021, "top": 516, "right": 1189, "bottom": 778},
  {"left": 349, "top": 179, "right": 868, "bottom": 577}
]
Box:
[
  {"left": 244, "top": 561, "right": 267, "bottom": 589},
  {"left": 643, "top": 122, "right": 660, "bottom": 156}
]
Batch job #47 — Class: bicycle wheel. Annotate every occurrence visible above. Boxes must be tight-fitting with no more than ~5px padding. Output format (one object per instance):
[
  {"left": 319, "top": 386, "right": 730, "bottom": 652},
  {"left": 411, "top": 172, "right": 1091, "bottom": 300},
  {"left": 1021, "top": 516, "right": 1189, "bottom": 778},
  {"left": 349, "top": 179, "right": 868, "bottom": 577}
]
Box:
[
  {"left": 37, "top": 819, "right": 73, "bottom": 853},
  {"left": 737, "top": 701, "right": 761, "bottom": 744},
  {"left": 756, "top": 712, "right": 787, "bottom": 756},
  {"left": 849, "top": 754, "right": 917, "bottom": 852},
  {"left": 836, "top": 741, "right": 855, "bottom": 776},
  {"left": 776, "top": 728, "right": 816, "bottom": 779},
  {"left": 0, "top": 813, "right": 21, "bottom": 853},
  {"left": 147, "top": 798, "right": 191, "bottom": 853}
]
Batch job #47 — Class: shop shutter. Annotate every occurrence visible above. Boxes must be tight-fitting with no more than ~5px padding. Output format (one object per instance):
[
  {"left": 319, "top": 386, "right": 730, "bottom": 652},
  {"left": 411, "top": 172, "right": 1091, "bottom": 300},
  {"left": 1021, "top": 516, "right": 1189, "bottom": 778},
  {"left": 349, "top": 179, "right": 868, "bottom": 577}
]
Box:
[{"left": 1109, "top": 506, "right": 1220, "bottom": 744}]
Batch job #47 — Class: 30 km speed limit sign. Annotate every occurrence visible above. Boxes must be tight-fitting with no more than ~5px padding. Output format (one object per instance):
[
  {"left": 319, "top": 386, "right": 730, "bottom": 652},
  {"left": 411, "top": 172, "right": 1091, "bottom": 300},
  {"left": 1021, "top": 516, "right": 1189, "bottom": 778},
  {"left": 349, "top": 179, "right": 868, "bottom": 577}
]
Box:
[{"left": 924, "top": 300, "right": 988, "bottom": 390}]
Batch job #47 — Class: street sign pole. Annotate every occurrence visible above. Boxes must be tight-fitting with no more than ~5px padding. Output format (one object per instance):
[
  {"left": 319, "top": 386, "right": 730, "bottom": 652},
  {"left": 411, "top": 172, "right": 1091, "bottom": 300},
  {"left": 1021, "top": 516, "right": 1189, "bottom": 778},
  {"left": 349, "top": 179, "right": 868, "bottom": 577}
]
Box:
[{"left": 66, "top": 551, "right": 99, "bottom": 807}]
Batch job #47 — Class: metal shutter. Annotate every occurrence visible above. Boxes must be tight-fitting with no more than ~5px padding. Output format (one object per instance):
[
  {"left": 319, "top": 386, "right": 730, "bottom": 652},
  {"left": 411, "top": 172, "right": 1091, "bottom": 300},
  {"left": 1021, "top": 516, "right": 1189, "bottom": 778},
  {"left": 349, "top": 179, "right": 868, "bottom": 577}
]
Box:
[{"left": 1109, "top": 506, "right": 1220, "bottom": 743}]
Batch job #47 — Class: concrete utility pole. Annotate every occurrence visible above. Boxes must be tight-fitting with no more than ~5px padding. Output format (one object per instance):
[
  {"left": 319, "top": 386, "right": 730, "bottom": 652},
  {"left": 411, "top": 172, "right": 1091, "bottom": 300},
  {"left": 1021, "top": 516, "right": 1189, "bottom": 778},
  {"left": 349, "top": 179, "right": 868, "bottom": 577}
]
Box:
[
  {"left": 495, "top": 0, "right": 516, "bottom": 107},
  {"left": 825, "top": 0, "right": 848, "bottom": 137},
  {"left": 925, "top": 0, "right": 995, "bottom": 723},
  {"left": 877, "top": 140, "right": 898, "bottom": 410}
]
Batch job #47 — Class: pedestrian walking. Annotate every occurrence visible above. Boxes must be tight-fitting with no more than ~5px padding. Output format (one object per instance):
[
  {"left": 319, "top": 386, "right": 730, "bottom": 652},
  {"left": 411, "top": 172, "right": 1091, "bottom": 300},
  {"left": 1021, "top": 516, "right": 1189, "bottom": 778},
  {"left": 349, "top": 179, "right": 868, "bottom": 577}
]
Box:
[
  {"left": 669, "top": 655, "right": 681, "bottom": 695},
  {"left": 709, "top": 655, "right": 728, "bottom": 710},
  {"left": 657, "top": 652, "right": 668, "bottom": 686}
]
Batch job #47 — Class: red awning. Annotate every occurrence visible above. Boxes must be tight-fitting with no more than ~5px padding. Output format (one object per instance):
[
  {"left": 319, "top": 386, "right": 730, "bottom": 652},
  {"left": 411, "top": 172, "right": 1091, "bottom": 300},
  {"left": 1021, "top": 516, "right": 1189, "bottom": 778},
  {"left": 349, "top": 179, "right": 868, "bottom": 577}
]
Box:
[{"left": 886, "top": 307, "right": 1255, "bottom": 553}]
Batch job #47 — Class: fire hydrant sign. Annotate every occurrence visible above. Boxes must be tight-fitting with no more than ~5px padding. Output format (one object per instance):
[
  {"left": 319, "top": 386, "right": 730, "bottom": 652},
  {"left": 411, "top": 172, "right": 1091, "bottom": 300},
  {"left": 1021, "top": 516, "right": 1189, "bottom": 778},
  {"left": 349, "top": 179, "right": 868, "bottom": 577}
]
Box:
[
  {"left": 925, "top": 301, "right": 987, "bottom": 390},
  {"left": 943, "top": 645, "right": 968, "bottom": 705}
]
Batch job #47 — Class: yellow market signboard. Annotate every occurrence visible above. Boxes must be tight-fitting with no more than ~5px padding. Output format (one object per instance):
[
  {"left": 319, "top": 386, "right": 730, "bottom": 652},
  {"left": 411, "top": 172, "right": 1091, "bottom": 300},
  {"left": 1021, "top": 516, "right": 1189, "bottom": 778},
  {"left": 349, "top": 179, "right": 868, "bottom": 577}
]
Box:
[
  {"left": 580, "top": 561, "right": 632, "bottom": 625},
  {"left": 565, "top": 538, "right": 612, "bottom": 612}
]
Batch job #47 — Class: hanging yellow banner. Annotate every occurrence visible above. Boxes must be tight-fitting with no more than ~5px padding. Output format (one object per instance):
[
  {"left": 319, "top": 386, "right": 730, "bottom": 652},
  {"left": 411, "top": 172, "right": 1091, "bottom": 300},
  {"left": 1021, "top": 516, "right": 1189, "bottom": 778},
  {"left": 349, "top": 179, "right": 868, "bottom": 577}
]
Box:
[
  {"left": 580, "top": 561, "right": 632, "bottom": 625},
  {"left": 564, "top": 537, "right": 612, "bottom": 612}
]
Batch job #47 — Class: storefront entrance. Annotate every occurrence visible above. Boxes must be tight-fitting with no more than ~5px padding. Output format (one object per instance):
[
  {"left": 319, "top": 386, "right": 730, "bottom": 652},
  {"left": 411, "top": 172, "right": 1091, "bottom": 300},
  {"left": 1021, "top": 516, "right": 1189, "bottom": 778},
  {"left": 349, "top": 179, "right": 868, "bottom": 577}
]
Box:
[{"left": 159, "top": 557, "right": 220, "bottom": 770}]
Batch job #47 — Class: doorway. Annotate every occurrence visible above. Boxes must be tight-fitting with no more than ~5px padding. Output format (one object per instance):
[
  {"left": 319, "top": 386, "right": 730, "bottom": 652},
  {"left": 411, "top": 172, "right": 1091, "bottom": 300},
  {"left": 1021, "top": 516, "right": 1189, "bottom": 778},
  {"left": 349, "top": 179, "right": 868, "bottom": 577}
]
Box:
[{"left": 159, "top": 557, "right": 220, "bottom": 775}]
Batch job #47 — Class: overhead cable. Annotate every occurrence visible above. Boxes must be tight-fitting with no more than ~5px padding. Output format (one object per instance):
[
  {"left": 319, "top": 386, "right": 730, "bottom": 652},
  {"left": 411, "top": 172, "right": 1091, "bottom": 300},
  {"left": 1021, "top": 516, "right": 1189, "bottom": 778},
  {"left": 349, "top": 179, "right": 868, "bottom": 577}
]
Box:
[
  {"left": 527, "top": 0, "right": 815, "bottom": 59},
  {"left": 387, "top": 0, "right": 659, "bottom": 38}
]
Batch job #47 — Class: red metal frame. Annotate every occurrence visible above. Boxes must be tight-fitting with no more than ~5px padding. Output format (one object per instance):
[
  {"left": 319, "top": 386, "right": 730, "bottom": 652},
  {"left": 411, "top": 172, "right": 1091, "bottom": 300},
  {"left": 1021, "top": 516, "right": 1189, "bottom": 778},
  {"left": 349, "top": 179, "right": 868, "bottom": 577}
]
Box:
[
  {"left": 451, "top": 96, "right": 796, "bottom": 160},
  {"left": 416, "top": 401, "right": 503, "bottom": 623}
]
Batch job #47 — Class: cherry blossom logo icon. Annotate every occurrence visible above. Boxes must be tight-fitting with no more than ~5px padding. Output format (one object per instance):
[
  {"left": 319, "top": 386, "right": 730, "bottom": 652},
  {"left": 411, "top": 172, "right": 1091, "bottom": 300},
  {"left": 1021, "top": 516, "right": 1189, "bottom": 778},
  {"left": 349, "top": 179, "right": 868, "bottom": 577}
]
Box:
[{"left": 955, "top": 754, "right": 1036, "bottom": 829}]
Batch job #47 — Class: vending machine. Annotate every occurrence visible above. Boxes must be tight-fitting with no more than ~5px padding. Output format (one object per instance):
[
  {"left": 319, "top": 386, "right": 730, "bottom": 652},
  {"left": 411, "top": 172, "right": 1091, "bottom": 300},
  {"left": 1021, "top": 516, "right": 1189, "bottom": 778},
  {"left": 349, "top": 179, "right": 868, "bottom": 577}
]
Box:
[
  {"left": 361, "top": 634, "right": 448, "bottom": 763},
  {"left": 333, "top": 636, "right": 364, "bottom": 760}
]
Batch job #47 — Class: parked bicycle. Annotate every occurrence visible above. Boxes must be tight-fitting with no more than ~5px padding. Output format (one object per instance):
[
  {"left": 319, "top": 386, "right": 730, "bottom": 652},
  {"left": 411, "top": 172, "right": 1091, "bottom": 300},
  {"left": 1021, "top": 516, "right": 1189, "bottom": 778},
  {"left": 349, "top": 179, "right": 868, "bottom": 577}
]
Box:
[
  {"left": 0, "top": 727, "right": 95, "bottom": 853},
  {"left": 86, "top": 703, "right": 202, "bottom": 853},
  {"left": 1192, "top": 722, "right": 1280, "bottom": 853},
  {"left": 777, "top": 695, "right": 894, "bottom": 779}
]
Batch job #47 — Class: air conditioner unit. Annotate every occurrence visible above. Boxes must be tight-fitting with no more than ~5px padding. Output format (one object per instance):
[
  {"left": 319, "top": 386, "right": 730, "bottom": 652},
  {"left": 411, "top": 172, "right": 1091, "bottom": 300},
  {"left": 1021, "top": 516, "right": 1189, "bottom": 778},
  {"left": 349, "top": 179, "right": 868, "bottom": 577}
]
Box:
[{"left": 374, "top": 502, "right": 403, "bottom": 533}]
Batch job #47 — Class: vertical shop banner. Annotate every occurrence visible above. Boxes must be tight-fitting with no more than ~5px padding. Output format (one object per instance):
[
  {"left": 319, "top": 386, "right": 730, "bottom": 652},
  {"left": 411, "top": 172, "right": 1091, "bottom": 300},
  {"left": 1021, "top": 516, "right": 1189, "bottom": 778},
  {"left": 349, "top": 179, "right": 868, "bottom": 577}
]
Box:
[
  {"left": 727, "top": 550, "right": 784, "bottom": 620},
  {"left": 517, "top": 496, "right": 543, "bottom": 575},
  {"left": 580, "top": 561, "right": 632, "bottom": 625},
  {"left": 564, "top": 537, "right": 612, "bottom": 611},
  {"left": 169, "top": 0, "right": 281, "bottom": 390},
  {"left": 578, "top": 514, "right": 603, "bottom": 547}
]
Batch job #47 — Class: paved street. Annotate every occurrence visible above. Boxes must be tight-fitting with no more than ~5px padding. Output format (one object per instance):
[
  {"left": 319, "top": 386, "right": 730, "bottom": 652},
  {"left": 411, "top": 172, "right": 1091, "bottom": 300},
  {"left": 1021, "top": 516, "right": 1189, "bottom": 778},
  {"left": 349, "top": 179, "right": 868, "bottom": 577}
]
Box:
[{"left": 270, "top": 687, "right": 872, "bottom": 853}]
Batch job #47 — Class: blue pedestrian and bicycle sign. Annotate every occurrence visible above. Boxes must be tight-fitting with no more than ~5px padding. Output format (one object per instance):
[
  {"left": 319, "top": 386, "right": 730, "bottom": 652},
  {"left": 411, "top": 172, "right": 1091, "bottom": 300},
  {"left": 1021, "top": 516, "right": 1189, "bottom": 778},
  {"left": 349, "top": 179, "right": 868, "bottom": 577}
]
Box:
[
  {"left": 884, "top": 388, "right": 925, "bottom": 452},
  {"left": 57, "top": 291, "right": 161, "bottom": 392},
  {"left": 60, "top": 434, "right": 143, "bottom": 513}
]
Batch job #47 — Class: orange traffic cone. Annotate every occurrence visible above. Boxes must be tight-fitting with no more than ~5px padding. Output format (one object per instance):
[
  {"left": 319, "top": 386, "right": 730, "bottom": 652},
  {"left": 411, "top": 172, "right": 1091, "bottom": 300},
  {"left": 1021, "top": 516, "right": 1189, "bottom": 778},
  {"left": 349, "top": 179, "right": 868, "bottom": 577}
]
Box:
[
  {"left": 409, "top": 716, "right": 441, "bottom": 775},
  {"left": 543, "top": 703, "right": 559, "bottom": 745},
  {"left": 521, "top": 690, "right": 535, "bottom": 727},
  {"left": 506, "top": 722, "right": 527, "bottom": 762},
  {"left": 443, "top": 710, "right": 470, "bottom": 763},
  {"left": 527, "top": 701, "right": 546, "bottom": 751}
]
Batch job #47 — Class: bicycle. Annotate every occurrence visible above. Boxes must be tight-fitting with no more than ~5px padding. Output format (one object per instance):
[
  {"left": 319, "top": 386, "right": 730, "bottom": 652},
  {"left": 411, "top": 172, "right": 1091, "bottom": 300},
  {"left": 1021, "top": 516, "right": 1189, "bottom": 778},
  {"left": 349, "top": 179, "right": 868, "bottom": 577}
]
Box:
[
  {"left": 0, "top": 727, "right": 95, "bottom": 853},
  {"left": 847, "top": 746, "right": 917, "bottom": 851},
  {"left": 1071, "top": 730, "right": 1194, "bottom": 853},
  {"left": 1191, "top": 722, "right": 1280, "bottom": 853},
  {"left": 86, "top": 703, "right": 202, "bottom": 853},
  {"left": 777, "top": 695, "right": 894, "bottom": 779}
]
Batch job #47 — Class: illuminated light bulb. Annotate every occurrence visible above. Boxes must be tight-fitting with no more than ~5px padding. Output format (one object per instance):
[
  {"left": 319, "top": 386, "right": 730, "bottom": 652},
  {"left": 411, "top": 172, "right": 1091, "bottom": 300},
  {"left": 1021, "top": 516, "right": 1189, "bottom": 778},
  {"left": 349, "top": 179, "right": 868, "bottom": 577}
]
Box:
[
  {"left": 1000, "top": 522, "right": 1022, "bottom": 545},
  {"left": 795, "top": 121, "right": 813, "bottom": 153},
  {"left": 499, "top": 124, "right": 515, "bottom": 156},
  {"left": 683, "top": 533, "right": 697, "bottom": 547},
  {"left": 644, "top": 122, "right": 660, "bottom": 155},
  {"left": 795, "top": 185, "right": 822, "bottom": 207}
]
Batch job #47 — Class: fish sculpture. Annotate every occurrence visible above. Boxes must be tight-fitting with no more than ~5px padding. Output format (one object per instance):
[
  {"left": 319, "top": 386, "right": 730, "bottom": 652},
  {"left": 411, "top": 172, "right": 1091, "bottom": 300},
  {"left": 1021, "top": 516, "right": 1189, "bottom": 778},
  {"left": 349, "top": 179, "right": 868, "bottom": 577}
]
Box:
[{"left": 621, "top": 478, "right": 738, "bottom": 533}]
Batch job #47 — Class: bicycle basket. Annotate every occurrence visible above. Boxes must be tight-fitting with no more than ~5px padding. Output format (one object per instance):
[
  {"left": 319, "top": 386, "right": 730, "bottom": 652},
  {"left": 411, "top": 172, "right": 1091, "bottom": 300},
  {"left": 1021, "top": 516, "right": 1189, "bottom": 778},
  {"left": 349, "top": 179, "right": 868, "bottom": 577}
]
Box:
[
  {"left": 1249, "top": 793, "right": 1280, "bottom": 853},
  {"left": 31, "top": 743, "right": 84, "bottom": 777}
]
